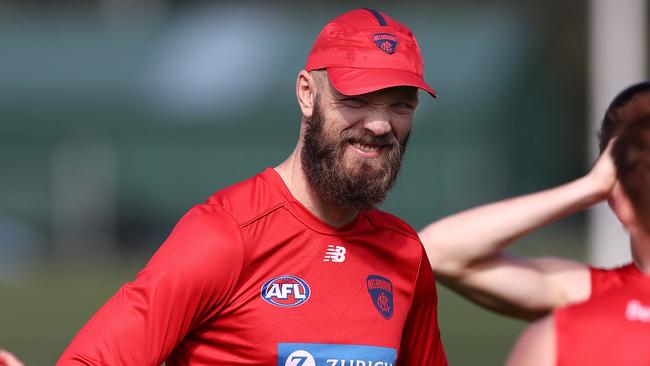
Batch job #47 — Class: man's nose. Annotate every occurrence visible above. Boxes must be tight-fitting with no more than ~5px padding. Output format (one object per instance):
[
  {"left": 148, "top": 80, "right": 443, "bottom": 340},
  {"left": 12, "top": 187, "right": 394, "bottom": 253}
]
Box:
[{"left": 362, "top": 110, "right": 392, "bottom": 136}]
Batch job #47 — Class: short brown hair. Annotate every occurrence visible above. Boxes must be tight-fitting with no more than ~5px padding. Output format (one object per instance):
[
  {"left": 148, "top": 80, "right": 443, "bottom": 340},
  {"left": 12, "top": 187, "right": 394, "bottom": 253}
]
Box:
[
  {"left": 613, "top": 117, "right": 650, "bottom": 233},
  {"left": 599, "top": 81, "right": 650, "bottom": 153}
]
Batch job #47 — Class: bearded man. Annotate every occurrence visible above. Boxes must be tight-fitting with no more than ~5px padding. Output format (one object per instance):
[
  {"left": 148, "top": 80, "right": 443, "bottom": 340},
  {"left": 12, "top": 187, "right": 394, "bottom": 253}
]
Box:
[{"left": 58, "top": 9, "right": 447, "bottom": 366}]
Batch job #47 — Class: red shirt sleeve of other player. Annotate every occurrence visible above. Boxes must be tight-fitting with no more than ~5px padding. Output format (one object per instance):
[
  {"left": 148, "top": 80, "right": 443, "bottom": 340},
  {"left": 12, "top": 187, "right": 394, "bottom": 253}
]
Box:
[
  {"left": 555, "top": 276, "right": 650, "bottom": 366},
  {"left": 56, "top": 205, "right": 244, "bottom": 365}
]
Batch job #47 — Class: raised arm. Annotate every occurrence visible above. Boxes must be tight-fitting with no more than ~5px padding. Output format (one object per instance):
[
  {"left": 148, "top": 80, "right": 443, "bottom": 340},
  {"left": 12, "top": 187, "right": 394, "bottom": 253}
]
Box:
[
  {"left": 420, "top": 144, "right": 616, "bottom": 319},
  {"left": 0, "top": 350, "right": 25, "bottom": 366}
]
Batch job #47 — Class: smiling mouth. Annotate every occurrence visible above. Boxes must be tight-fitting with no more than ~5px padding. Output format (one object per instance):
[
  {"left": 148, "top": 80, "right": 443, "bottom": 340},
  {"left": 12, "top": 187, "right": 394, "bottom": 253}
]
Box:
[{"left": 350, "top": 140, "right": 382, "bottom": 153}]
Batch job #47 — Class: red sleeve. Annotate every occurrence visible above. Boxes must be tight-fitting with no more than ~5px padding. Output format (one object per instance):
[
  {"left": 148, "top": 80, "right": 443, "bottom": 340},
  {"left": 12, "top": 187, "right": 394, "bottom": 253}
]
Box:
[
  {"left": 56, "top": 204, "right": 244, "bottom": 366},
  {"left": 396, "top": 247, "right": 448, "bottom": 366}
]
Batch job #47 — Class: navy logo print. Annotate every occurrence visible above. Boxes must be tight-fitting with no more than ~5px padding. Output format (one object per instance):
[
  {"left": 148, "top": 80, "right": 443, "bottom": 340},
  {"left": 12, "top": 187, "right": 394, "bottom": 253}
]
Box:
[
  {"left": 372, "top": 33, "right": 398, "bottom": 54},
  {"left": 366, "top": 275, "right": 394, "bottom": 319}
]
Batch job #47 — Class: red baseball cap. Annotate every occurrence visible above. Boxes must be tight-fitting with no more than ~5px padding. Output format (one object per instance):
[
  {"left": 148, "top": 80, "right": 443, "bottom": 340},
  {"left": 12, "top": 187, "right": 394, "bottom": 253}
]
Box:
[{"left": 306, "top": 8, "right": 436, "bottom": 97}]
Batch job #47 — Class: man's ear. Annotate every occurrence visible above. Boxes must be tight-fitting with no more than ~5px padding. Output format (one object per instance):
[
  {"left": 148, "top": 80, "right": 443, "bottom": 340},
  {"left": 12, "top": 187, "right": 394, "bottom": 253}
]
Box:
[
  {"left": 609, "top": 182, "right": 638, "bottom": 231},
  {"left": 296, "top": 70, "right": 317, "bottom": 119}
]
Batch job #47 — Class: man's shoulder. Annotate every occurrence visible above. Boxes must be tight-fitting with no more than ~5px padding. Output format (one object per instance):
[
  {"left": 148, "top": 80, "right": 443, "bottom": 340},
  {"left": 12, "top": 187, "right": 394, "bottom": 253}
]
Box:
[
  {"left": 590, "top": 262, "right": 637, "bottom": 275},
  {"left": 559, "top": 275, "right": 650, "bottom": 327},
  {"left": 563, "top": 273, "right": 649, "bottom": 322},
  {"left": 589, "top": 262, "right": 640, "bottom": 298},
  {"left": 364, "top": 209, "right": 420, "bottom": 242},
  {"left": 204, "top": 169, "right": 286, "bottom": 226}
]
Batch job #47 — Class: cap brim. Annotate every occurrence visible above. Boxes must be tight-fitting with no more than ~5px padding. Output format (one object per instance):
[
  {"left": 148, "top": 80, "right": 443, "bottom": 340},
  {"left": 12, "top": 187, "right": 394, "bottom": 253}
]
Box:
[{"left": 326, "top": 67, "right": 436, "bottom": 98}]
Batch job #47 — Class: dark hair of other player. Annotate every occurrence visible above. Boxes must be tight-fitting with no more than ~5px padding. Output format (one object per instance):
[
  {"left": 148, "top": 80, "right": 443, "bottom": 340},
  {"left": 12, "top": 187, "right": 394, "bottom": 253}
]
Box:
[{"left": 599, "top": 80, "right": 650, "bottom": 153}]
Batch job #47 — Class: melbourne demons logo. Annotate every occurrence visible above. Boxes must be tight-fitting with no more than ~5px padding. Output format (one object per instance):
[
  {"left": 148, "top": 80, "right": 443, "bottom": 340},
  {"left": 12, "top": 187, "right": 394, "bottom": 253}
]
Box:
[
  {"left": 366, "top": 275, "right": 394, "bottom": 319},
  {"left": 261, "top": 275, "right": 311, "bottom": 307},
  {"left": 372, "top": 32, "right": 398, "bottom": 54}
]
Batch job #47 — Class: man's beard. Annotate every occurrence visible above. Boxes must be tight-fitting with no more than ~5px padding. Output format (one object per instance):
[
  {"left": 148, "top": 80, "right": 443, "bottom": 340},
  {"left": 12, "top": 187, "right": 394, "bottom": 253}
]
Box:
[{"left": 301, "top": 101, "right": 409, "bottom": 211}]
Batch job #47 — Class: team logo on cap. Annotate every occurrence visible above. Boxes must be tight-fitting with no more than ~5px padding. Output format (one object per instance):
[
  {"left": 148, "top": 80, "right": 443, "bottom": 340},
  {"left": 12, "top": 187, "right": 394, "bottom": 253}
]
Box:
[
  {"left": 366, "top": 274, "right": 394, "bottom": 319},
  {"left": 261, "top": 275, "right": 311, "bottom": 307},
  {"left": 372, "top": 32, "right": 398, "bottom": 54}
]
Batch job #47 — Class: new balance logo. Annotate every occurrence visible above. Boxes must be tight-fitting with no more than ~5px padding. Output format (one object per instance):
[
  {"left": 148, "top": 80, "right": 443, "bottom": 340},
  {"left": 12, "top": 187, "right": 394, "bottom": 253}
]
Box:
[{"left": 323, "top": 245, "right": 346, "bottom": 263}]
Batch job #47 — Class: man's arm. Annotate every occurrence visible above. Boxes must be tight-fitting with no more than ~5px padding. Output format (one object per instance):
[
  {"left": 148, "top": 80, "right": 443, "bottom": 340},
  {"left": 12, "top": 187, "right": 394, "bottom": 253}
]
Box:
[
  {"left": 397, "top": 248, "right": 448, "bottom": 366},
  {"left": 420, "top": 144, "right": 616, "bottom": 319},
  {"left": 506, "top": 315, "right": 555, "bottom": 366},
  {"left": 0, "top": 350, "right": 25, "bottom": 366},
  {"left": 56, "top": 205, "right": 244, "bottom": 365}
]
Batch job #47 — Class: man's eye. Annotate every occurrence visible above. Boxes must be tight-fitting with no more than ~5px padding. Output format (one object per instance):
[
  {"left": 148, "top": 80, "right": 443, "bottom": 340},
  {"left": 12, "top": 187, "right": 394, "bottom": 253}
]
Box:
[{"left": 393, "top": 103, "right": 415, "bottom": 114}]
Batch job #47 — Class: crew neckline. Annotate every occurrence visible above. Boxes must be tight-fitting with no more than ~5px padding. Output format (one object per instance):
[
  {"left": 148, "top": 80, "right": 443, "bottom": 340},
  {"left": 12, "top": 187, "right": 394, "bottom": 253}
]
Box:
[{"left": 261, "top": 167, "right": 367, "bottom": 235}]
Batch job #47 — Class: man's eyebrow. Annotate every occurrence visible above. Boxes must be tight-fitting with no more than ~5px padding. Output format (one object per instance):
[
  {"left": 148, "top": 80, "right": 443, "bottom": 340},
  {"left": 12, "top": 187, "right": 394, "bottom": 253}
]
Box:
[
  {"left": 405, "top": 93, "right": 419, "bottom": 102},
  {"left": 328, "top": 84, "right": 420, "bottom": 102},
  {"left": 398, "top": 91, "right": 419, "bottom": 104}
]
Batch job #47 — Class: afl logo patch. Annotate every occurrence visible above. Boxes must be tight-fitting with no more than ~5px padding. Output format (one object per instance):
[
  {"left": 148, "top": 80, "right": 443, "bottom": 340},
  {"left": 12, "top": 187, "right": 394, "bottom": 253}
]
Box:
[
  {"left": 367, "top": 275, "right": 393, "bottom": 319},
  {"left": 372, "top": 32, "right": 398, "bottom": 54},
  {"left": 261, "top": 275, "right": 311, "bottom": 307}
]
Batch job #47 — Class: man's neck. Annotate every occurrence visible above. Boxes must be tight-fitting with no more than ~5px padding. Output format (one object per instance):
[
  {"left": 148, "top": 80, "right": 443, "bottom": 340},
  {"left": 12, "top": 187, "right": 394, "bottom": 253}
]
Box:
[
  {"left": 631, "top": 229, "right": 650, "bottom": 273},
  {"left": 275, "top": 151, "right": 358, "bottom": 229}
]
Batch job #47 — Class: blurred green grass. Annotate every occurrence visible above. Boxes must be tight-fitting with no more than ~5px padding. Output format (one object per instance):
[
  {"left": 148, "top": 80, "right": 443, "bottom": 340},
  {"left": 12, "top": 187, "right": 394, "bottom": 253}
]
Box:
[
  {"left": 438, "top": 286, "right": 526, "bottom": 365},
  {"left": 0, "top": 262, "right": 143, "bottom": 366},
  {"left": 0, "top": 229, "right": 583, "bottom": 365}
]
